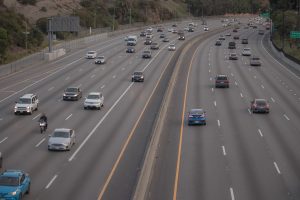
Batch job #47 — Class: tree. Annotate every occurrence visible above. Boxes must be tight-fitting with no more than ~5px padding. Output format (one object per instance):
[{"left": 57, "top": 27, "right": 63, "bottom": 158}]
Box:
[{"left": 0, "top": 28, "right": 9, "bottom": 63}]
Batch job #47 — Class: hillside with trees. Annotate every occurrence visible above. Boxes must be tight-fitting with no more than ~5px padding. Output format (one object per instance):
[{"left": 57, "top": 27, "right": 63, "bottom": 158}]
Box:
[{"left": 0, "top": 0, "right": 269, "bottom": 64}]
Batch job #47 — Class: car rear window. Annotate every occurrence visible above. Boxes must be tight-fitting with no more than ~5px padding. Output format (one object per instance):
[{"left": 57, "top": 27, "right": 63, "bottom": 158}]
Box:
[{"left": 216, "top": 76, "right": 228, "bottom": 80}]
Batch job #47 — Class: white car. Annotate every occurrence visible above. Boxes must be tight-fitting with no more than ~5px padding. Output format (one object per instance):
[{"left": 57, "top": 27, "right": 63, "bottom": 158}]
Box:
[
  {"left": 95, "top": 56, "right": 106, "bottom": 64},
  {"left": 14, "top": 94, "right": 39, "bottom": 115},
  {"left": 147, "top": 27, "right": 153, "bottom": 33},
  {"left": 86, "top": 51, "right": 97, "bottom": 59},
  {"left": 168, "top": 44, "right": 176, "bottom": 51},
  {"left": 242, "top": 48, "right": 252, "bottom": 56},
  {"left": 204, "top": 26, "right": 209, "bottom": 31},
  {"left": 48, "top": 128, "right": 75, "bottom": 151},
  {"left": 84, "top": 92, "right": 104, "bottom": 110},
  {"left": 168, "top": 28, "right": 173, "bottom": 32}
]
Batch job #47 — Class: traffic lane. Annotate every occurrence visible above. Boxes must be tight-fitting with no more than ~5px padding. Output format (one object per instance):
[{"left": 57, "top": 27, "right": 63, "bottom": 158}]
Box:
[
  {"left": 177, "top": 36, "right": 230, "bottom": 200},
  {"left": 33, "top": 40, "right": 177, "bottom": 200},
  {"left": 220, "top": 42, "right": 300, "bottom": 199}
]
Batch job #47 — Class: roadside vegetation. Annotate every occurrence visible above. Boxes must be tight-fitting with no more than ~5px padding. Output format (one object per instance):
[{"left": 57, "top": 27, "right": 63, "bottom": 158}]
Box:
[
  {"left": 270, "top": 0, "right": 300, "bottom": 60},
  {"left": 0, "top": 0, "right": 269, "bottom": 64}
]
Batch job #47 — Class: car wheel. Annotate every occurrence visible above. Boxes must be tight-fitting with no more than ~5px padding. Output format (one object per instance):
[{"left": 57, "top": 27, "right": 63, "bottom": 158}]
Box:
[
  {"left": 132, "top": 79, "right": 134, "bottom": 82},
  {"left": 97, "top": 106, "right": 101, "bottom": 110},
  {"left": 84, "top": 107, "right": 87, "bottom": 110},
  {"left": 36, "top": 105, "right": 38, "bottom": 111},
  {"left": 19, "top": 194, "right": 22, "bottom": 200},
  {"left": 26, "top": 183, "right": 30, "bottom": 194}
]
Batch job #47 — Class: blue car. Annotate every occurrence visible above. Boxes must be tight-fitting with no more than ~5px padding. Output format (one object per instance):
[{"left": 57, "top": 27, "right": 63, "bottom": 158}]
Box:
[
  {"left": 188, "top": 109, "right": 206, "bottom": 125},
  {"left": 0, "top": 170, "right": 31, "bottom": 200}
]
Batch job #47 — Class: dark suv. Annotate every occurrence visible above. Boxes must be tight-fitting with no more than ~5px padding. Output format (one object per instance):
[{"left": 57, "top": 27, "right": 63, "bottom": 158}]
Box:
[
  {"left": 132, "top": 71, "right": 144, "bottom": 82},
  {"left": 63, "top": 87, "right": 82, "bottom": 101},
  {"left": 215, "top": 75, "right": 229, "bottom": 88}
]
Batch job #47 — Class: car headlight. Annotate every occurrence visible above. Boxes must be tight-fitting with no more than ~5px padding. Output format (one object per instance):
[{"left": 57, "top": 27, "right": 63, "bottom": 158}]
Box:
[{"left": 10, "top": 190, "right": 17, "bottom": 196}]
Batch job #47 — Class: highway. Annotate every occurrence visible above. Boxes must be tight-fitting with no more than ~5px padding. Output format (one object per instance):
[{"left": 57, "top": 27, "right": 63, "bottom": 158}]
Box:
[{"left": 0, "top": 16, "right": 299, "bottom": 200}]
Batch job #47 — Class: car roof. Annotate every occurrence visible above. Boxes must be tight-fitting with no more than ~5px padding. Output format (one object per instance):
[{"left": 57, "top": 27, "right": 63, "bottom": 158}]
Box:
[
  {"left": 87, "top": 51, "right": 96, "bottom": 53},
  {"left": 54, "top": 128, "right": 72, "bottom": 132},
  {"left": 254, "top": 98, "right": 266, "bottom": 102},
  {"left": 216, "top": 74, "right": 227, "bottom": 77},
  {"left": 1, "top": 170, "right": 24, "bottom": 177},
  {"left": 243, "top": 47, "right": 251, "bottom": 50},
  {"left": 21, "top": 94, "right": 35, "bottom": 98},
  {"left": 190, "top": 109, "right": 204, "bottom": 113},
  {"left": 88, "top": 92, "right": 101, "bottom": 96},
  {"left": 134, "top": 71, "right": 143, "bottom": 73}
]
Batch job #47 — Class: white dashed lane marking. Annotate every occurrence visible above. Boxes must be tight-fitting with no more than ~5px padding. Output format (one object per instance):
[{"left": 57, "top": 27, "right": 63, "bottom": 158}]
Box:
[
  {"left": 45, "top": 175, "right": 58, "bottom": 189},
  {"left": 0, "top": 137, "right": 8, "bottom": 143}
]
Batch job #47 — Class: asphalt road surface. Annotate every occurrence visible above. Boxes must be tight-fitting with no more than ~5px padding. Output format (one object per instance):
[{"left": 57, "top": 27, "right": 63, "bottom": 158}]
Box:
[{"left": 0, "top": 17, "right": 299, "bottom": 200}]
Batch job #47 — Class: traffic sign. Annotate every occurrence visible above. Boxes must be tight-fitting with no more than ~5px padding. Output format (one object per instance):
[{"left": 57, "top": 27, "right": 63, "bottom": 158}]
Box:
[{"left": 290, "top": 31, "right": 300, "bottom": 39}]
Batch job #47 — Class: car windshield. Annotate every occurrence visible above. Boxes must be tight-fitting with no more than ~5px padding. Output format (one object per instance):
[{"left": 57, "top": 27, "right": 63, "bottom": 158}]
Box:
[
  {"left": 87, "top": 94, "right": 100, "bottom": 99},
  {"left": 52, "top": 131, "right": 70, "bottom": 138},
  {"left": 256, "top": 100, "right": 266, "bottom": 105},
  {"left": 252, "top": 57, "right": 260, "bottom": 60},
  {"left": 134, "top": 72, "right": 143, "bottom": 75},
  {"left": 65, "top": 88, "right": 78, "bottom": 93},
  {"left": 217, "top": 76, "right": 227, "bottom": 80},
  {"left": 0, "top": 176, "right": 19, "bottom": 186},
  {"left": 190, "top": 109, "right": 204, "bottom": 115},
  {"left": 18, "top": 98, "right": 31, "bottom": 104},
  {"left": 97, "top": 56, "right": 104, "bottom": 59},
  {"left": 143, "top": 51, "right": 150, "bottom": 54},
  {"left": 244, "top": 48, "right": 250, "bottom": 51},
  {"left": 88, "top": 51, "right": 95, "bottom": 54}
]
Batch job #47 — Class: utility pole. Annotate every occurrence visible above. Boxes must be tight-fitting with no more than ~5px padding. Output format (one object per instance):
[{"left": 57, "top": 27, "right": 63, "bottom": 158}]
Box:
[
  {"left": 129, "top": 8, "right": 132, "bottom": 25},
  {"left": 282, "top": 10, "right": 285, "bottom": 50},
  {"left": 112, "top": 7, "right": 115, "bottom": 31}
]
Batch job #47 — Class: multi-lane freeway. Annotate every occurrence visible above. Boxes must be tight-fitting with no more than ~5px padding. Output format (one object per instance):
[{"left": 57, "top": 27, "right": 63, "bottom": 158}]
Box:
[{"left": 0, "top": 16, "right": 299, "bottom": 200}]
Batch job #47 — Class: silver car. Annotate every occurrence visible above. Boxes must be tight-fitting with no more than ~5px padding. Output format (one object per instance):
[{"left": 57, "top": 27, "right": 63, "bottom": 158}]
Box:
[
  {"left": 48, "top": 128, "right": 75, "bottom": 151},
  {"left": 84, "top": 92, "right": 104, "bottom": 110}
]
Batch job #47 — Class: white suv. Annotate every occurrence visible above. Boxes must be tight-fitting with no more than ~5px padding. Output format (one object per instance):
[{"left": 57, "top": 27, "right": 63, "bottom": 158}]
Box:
[
  {"left": 14, "top": 94, "right": 39, "bottom": 115},
  {"left": 84, "top": 92, "right": 104, "bottom": 110}
]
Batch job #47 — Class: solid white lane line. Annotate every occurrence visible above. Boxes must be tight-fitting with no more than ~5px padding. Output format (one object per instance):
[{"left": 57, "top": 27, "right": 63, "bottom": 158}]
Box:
[
  {"left": 283, "top": 114, "right": 290, "bottom": 121},
  {"left": 0, "top": 137, "right": 8, "bottom": 144},
  {"left": 48, "top": 87, "right": 54, "bottom": 91},
  {"left": 32, "top": 113, "right": 41, "bottom": 120},
  {"left": 217, "top": 120, "right": 221, "bottom": 127},
  {"left": 230, "top": 187, "right": 235, "bottom": 200},
  {"left": 258, "top": 129, "right": 263, "bottom": 137},
  {"left": 240, "top": 93, "right": 243, "bottom": 98},
  {"left": 69, "top": 82, "right": 134, "bottom": 162},
  {"left": 214, "top": 101, "right": 217, "bottom": 107},
  {"left": 65, "top": 114, "right": 72, "bottom": 120},
  {"left": 274, "top": 162, "right": 281, "bottom": 174},
  {"left": 45, "top": 175, "right": 58, "bottom": 189},
  {"left": 101, "top": 85, "right": 105, "bottom": 89},
  {"left": 35, "top": 138, "right": 46, "bottom": 147},
  {"left": 271, "top": 97, "right": 275, "bottom": 102},
  {"left": 222, "top": 146, "right": 226, "bottom": 156}
]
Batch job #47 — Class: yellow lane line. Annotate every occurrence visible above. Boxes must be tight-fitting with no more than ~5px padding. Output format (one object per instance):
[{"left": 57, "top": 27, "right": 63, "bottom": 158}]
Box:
[
  {"left": 172, "top": 42, "right": 202, "bottom": 200},
  {"left": 97, "top": 50, "right": 175, "bottom": 200}
]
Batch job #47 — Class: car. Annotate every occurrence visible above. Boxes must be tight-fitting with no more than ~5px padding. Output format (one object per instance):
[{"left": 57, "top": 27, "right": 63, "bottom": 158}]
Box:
[
  {"left": 172, "top": 29, "right": 178, "bottom": 33},
  {"left": 250, "top": 99, "right": 269, "bottom": 113},
  {"left": 219, "top": 35, "right": 226, "bottom": 40},
  {"left": 204, "top": 26, "right": 209, "bottom": 31},
  {"left": 126, "top": 47, "right": 136, "bottom": 53},
  {"left": 157, "top": 27, "right": 163, "bottom": 32},
  {"left": 188, "top": 27, "right": 195, "bottom": 32},
  {"left": 0, "top": 170, "right": 31, "bottom": 200},
  {"left": 168, "top": 28, "right": 173, "bottom": 32},
  {"left": 258, "top": 30, "right": 265, "bottom": 35},
  {"left": 178, "top": 35, "right": 185, "bottom": 40},
  {"left": 188, "top": 108, "right": 206, "bottom": 125},
  {"left": 142, "top": 50, "right": 151, "bottom": 58},
  {"left": 225, "top": 32, "right": 231, "bottom": 36},
  {"left": 63, "top": 87, "right": 82, "bottom": 101},
  {"left": 168, "top": 44, "right": 176, "bottom": 51},
  {"left": 228, "top": 41, "right": 236, "bottom": 49},
  {"left": 233, "top": 35, "right": 240, "bottom": 40},
  {"left": 150, "top": 42, "right": 159, "bottom": 50},
  {"left": 162, "top": 37, "right": 170, "bottom": 42},
  {"left": 86, "top": 51, "right": 97, "bottom": 59},
  {"left": 48, "top": 128, "right": 75, "bottom": 151},
  {"left": 95, "top": 56, "right": 106, "bottom": 64},
  {"left": 242, "top": 47, "right": 252, "bottom": 56},
  {"left": 172, "top": 24, "right": 177, "bottom": 27},
  {"left": 146, "top": 34, "right": 153, "bottom": 39},
  {"left": 229, "top": 52, "right": 238, "bottom": 60},
  {"left": 159, "top": 33, "right": 166, "bottom": 38},
  {"left": 140, "top": 31, "right": 146, "bottom": 37},
  {"left": 124, "top": 36, "right": 129, "bottom": 41},
  {"left": 14, "top": 94, "right": 39, "bottom": 115},
  {"left": 144, "top": 39, "right": 152, "bottom": 45},
  {"left": 215, "top": 40, "right": 222, "bottom": 46},
  {"left": 132, "top": 71, "right": 144, "bottom": 82},
  {"left": 250, "top": 56, "right": 261, "bottom": 66},
  {"left": 84, "top": 92, "right": 104, "bottom": 110},
  {"left": 0, "top": 152, "right": 2, "bottom": 169},
  {"left": 215, "top": 75, "right": 229, "bottom": 88},
  {"left": 146, "top": 27, "right": 153, "bottom": 33},
  {"left": 241, "top": 38, "right": 248, "bottom": 44},
  {"left": 233, "top": 29, "right": 238, "bottom": 32}
]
